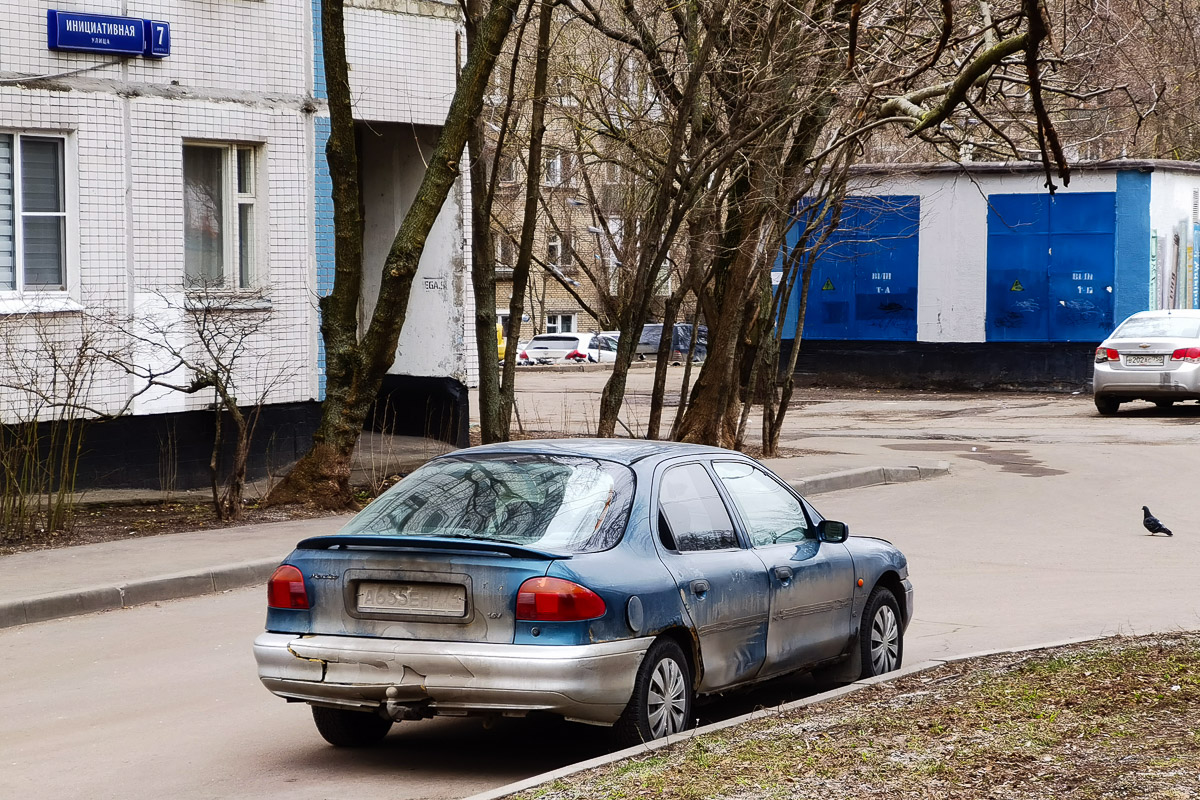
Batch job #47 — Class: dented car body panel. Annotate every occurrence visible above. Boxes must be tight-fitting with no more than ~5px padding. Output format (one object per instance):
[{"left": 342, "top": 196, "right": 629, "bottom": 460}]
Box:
[{"left": 254, "top": 439, "right": 912, "bottom": 729}]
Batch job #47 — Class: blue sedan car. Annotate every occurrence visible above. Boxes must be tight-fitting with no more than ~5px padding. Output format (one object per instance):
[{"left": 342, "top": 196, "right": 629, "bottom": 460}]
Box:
[{"left": 254, "top": 440, "right": 912, "bottom": 747}]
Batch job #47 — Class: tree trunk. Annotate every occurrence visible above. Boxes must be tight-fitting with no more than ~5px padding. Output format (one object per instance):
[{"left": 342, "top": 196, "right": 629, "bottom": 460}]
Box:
[
  {"left": 268, "top": 0, "right": 521, "bottom": 508},
  {"left": 646, "top": 291, "right": 682, "bottom": 440},
  {"left": 499, "top": 0, "right": 554, "bottom": 438},
  {"left": 466, "top": 0, "right": 503, "bottom": 445},
  {"left": 674, "top": 184, "right": 764, "bottom": 447}
]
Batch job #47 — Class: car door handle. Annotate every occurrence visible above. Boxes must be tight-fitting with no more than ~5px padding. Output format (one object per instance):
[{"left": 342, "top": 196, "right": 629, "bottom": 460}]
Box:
[
  {"left": 690, "top": 580, "right": 709, "bottom": 597},
  {"left": 774, "top": 566, "right": 794, "bottom": 582}
]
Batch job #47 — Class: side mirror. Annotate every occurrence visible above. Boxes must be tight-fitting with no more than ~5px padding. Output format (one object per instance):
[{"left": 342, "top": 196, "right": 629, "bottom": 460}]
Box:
[{"left": 818, "top": 519, "right": 849, "bottom": 543}]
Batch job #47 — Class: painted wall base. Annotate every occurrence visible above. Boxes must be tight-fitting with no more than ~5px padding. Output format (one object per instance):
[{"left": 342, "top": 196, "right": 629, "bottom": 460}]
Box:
[
  {"left": 29, "top": 376, "right": 468, "bottom": 492},
  {"left": 783, "top": 340, "right": 1096, "bottom": 390}
]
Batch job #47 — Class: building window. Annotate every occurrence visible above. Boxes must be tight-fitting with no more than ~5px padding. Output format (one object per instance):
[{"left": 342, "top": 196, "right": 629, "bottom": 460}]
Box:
[
  {"left": 547, "top": 232, "right": 562, "bottom": 267},
  {"left": 498, "top": 156, "right": 516, "bottom": 183},
  {"left": 0, "top": 134, "right": 67, "bottom": 292},
  {"left": 546, "top": 313, "right": 574, "bottom": 333},
  {"left": 495, "top": 232, "right": 515, "bottom": 267},
  {"left": 183, "top": 143, "right": 258, "bottom": 288},
  {"left": 543, "top": 150, "right": 562, "bottom": 187}
]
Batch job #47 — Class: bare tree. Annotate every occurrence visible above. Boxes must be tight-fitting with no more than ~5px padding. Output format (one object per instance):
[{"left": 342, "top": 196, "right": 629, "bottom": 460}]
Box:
[
  {"left": 556, "top": 0, "right": 1083, "bottom": 448},
  {"left": 266, "top": 0, "right": 523, "bottom": 508},
  {"left": 0, "top": 313, "right": 110, "bottom": 542},
  {"left": 92, "top": 289, "right": 298, "bottom": 521}
]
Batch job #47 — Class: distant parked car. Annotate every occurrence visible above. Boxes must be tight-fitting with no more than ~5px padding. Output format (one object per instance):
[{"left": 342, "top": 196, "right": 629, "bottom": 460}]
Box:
[
  {"left": 1093, "top": 309, "right": 1200, "bottom": 415},
  {"left": 254, "top": 439, "right": 911, "bottom": 747},
  {"left": 518, "top": 332, "right": 616, "bottom": 364},
  {"left": 588, "top": 333, "right": 619, "bottom": 362},
  {"left": 636, "top": 323, "right": 707, "bottom": 362},
  {"left": 518, "top": 333, "right": 593, "bottom": 364}
]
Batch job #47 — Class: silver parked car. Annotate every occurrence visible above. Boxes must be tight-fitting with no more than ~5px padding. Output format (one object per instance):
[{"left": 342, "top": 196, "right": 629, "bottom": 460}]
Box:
[
  {"left": 254, "top": 440, "right": 912, "bottom": 748},
  {"left": 1093, "top": 309, "right": 1200, "bottom": 415}
]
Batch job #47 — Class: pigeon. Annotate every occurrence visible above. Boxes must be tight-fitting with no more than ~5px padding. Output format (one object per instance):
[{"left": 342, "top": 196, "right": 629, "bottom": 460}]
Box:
[{"left": 1142, "top": 506, "right": 1173, "bottom": 536}]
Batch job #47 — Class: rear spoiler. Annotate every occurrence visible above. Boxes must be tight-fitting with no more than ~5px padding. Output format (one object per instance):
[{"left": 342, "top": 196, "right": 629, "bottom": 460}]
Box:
[{"left": 295, "top": 534, "right": 571, "bottom": 560}]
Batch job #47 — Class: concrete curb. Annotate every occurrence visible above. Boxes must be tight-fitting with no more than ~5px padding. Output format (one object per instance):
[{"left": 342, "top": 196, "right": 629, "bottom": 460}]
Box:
[
  {"left": 461, "top": 634, "right": 1111, "bottom": 800},
  {"left": 0, "top": 558, "right": 279, "bottom": 630},
  {"left": 0, "top": 462, "right": 951, "bottom": 630},
  {"left": 791, "top": 459, "right": 950, "bottom": 496}
]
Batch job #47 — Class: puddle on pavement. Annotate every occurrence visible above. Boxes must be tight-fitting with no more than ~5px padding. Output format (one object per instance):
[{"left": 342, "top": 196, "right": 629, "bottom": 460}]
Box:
[{"left": 884, "top": 442, "right": 1066, "bottom": 477}]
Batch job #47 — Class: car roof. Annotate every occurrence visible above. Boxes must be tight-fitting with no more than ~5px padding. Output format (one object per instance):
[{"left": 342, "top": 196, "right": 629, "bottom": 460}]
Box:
[
  {"left": 435, "top": 438, "right": 740, "bottom": 466},
  {"left": 1125, "top": 309, "right": 1200, "bottom": 319}
]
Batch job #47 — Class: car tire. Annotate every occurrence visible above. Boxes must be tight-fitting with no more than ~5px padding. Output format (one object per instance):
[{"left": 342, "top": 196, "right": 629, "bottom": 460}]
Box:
[
  {"left": 1094, "top": 395, "right": 1120, "bottom": 416},
  {"left": 859, "top": 586, "right": 903, "bottom": 679},
  {"left": 613, "top": 639, "right": 693, "bottom": 746},
  {"left": 311, "top": 705, "right": 393, "bottom": 747}
]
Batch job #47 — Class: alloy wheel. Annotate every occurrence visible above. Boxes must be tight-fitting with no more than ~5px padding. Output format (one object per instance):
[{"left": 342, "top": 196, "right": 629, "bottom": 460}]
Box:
[
  {"left": 870, "top": 604, "right": 900, "bottom": 674},
  {"left": 646, "top": 657, "right": 688, "bottom": 738}
]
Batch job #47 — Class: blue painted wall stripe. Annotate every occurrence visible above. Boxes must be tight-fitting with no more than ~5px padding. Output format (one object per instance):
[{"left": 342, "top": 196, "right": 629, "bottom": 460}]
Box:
[
  {"left": 314, "top": 117, "right": 333, "bottom": 399},
  {"left": 1114, "top": 169, "right": 1152, "bottom": 325},
  {"left": 312, "top": 0, "right": 326, "bottom": 100},
  {"left": 313, "top": 1, "right": 330, "bottom": 399}
]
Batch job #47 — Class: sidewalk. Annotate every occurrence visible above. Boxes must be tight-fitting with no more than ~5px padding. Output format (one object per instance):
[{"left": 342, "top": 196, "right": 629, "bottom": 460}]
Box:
[{"left": 0, "top": 456, "right": 947, "bottom": 630}]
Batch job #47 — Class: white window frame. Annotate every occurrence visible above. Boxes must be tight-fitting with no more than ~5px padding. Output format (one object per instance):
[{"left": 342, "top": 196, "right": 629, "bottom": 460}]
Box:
[
  {"left": 183, "top": 142, "right": 262, "bottom": 290},
  {"left": 547, "top": 232, "right": 562, "bottom": 267},
  {"left": 546, "top": 313, "right": 575, "bottom": 334},
  {"left": 543, "top": 149, "right": 562, "bottom": 187},
  {"left": 0, "top": 132, "right": 74, "bottom": 304}
]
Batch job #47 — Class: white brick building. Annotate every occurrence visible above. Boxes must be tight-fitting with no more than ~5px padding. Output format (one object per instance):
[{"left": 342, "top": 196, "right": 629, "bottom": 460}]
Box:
[{"left": 0, "top": 0, "right": 471, "bottom": 488}]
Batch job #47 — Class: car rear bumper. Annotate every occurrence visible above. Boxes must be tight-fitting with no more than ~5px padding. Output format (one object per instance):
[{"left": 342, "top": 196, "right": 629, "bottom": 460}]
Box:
[
  {"left": 1094, "top": 362, "right": 1200, "bottom": 399},
  {"left": 254, "top": 632, "right": 651, "bottom": 724}
]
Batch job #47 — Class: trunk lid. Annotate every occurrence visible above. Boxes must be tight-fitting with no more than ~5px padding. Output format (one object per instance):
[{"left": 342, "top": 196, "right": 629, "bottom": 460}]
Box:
[{"left": 279, "top": 536, "right": 562, "bottom": 643}]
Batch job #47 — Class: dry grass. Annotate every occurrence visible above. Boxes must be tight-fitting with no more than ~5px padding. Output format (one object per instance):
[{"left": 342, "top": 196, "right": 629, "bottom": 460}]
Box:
[{"left": 515, "top": 634, "right": 1200, "bottom": 800}]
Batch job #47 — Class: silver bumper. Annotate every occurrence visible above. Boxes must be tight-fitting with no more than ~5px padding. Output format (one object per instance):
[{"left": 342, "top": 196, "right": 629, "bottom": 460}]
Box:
[
  {"left": 254, "top": 632, "right": 652, "bottom": 725},
  {"left": 1094, "top": 362, "right": 1200, "bottom": 397}
]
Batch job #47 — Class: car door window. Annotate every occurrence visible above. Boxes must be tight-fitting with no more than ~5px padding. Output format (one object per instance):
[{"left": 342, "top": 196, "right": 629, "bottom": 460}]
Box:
[
  {"left": 658, "top": 463, "right": 739, "bottom": 551},
  {"left": 713, "top": 461, "right": 810, "bottom": 547}
]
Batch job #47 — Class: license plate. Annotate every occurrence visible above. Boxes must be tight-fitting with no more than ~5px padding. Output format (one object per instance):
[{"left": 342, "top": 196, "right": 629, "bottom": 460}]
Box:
[
  {"left": 1125, "top": 354, "right": 1164, "bottom": 366},
  {"left": 356, "top": 581, "right": 466, "bottom": 616}
]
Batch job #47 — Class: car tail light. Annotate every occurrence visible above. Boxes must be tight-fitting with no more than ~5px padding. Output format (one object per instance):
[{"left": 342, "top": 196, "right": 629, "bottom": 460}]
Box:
[
  {"left": 516, "top": 577, "right": 606, "bottom": 621},
  {"left": 565, "top": 349, "right": 586, "bottom": 361},
  {"left": 267, "top": 565, "right": 310, "bottom": 609},
  {"left": 1095, "top": 347, "right": 1119, "bottom": 363},
  {"left": 519, "top": 350, "right": 529, "bottom": 360},
  {"left": 1171, "top": 347, "right": 1200, "bottom": 362}
]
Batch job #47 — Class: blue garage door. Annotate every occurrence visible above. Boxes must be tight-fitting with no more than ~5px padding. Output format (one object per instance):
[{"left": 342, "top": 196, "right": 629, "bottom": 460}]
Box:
[
  {"left": 798, "top": 195, "right": 920, "bottom": 341},
  {"left": 986, "top": 192, "right": 1115, "bottom": 341}
]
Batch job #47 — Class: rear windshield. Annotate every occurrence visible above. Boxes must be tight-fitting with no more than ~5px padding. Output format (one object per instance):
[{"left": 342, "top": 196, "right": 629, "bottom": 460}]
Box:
[
  {"left": 527, "top": 336, "right": 579, "bottom": 347},
  {"left": 1113, "top": 316, "right": 1200, "bottom": 339},
  {"left": 638, "top": 325, "right": 662, "bottom": 345},
  {"left": 339, "top": 454, "right": 634, "bottom": 553}
]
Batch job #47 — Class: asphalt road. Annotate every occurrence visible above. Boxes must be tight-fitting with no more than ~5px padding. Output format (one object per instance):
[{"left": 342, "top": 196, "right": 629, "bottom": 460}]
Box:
[{"left": 4, "top": 388, "right": 1200, "bottom": 799}]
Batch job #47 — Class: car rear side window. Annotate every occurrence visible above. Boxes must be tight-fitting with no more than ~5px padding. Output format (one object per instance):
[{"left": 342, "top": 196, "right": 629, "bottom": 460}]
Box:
[
  {"left": 713, "top": 461, "right": 810, "bottom": 547},
  {"left": 1113, "top": 317, "right": 1200, "bottom": 338},
  {"left": 339, "top": 455, "right": 634, "bottom": 553},
  {"left": 657, "top": 463, "right": 738, "bottom": 551}
]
